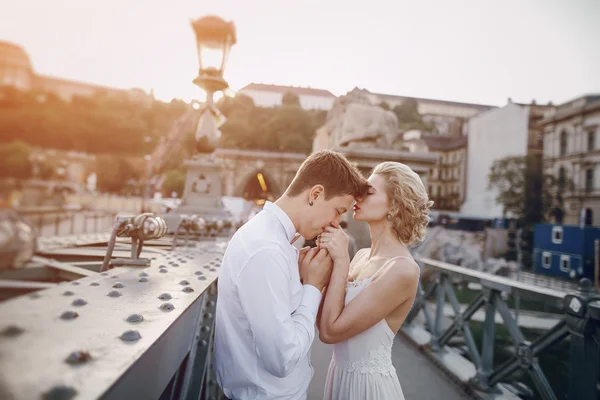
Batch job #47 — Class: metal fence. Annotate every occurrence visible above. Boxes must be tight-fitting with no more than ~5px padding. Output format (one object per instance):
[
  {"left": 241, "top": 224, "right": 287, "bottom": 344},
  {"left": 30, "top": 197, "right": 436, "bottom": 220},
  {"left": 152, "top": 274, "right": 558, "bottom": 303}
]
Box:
[
  {"left": 18, "top": 209, "right": 115, "bottom": 237},
  {"left": 403, "top": 256, "right": 600, "bottom": 400}
]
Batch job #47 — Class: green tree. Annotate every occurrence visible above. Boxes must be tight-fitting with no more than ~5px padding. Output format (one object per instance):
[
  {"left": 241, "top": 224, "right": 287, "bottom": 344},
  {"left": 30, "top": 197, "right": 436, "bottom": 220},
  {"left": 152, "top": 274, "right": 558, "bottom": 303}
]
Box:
[
  {"left": 282, "top": 92, "right": 301, "bottom": 107},
  {"left": 162, "top": 167, "right": 186, "bottom": 197},
  {"left": 393, "top": 99, "right": 427, "bottom": 131},
  {"left": 488, "top": 155, "right": 570, "bottom": 221},
  {"left": 95, "top": 155, "right": 140, "bottom": 193},
  {"left": 0, "top": 141, "right": 33, "bottom": 181}
]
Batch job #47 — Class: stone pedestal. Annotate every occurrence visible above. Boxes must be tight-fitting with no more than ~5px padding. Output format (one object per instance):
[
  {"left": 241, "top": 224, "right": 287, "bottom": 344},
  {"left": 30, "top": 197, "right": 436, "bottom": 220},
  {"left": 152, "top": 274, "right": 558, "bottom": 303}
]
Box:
[{"left": 162, "top": 154, "right": 230, "bottom": 232}]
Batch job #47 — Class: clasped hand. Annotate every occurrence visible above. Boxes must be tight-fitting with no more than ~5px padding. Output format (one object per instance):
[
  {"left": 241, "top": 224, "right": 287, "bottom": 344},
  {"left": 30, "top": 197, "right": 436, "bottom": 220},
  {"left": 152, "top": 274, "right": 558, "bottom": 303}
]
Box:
[{"left": 317, "top": 226, "right": 349, "bottom": 263}]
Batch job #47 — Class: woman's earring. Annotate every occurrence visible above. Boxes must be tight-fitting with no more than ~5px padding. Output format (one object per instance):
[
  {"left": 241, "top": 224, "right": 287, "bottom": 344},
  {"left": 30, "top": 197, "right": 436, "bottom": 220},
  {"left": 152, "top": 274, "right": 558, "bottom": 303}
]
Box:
[
  {"left": 387, "top": 214, "right": 392, "bottom": 221},
  {"left": 309, "top": 201, "right": 314, "bottom": 206}
]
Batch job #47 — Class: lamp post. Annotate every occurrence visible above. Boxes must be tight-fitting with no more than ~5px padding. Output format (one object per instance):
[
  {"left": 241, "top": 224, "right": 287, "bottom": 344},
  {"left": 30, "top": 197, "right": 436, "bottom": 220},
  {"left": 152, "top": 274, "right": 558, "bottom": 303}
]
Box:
[
  {"left": 163, "top": 15, "right": 236, "bottom": 232},
  {"left": 191, "top": 15, "right": 236, "bottom": 153}
]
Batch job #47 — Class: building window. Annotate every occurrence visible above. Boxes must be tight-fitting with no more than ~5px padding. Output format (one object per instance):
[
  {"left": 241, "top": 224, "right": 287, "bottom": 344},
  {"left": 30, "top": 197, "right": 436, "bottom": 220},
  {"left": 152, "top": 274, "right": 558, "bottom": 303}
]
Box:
[
  {"left": 588, "top": 131, "right": 596, "bottom": 152},
  {"left": 560, "top": 255, "right": 570, "bottom": 272},
  {"left": 586, "top": 169, "right": 594, "bottom": 192},
  {"left": 552, "top": 226, "right": 563, "bottom": 244},
  {"left": 560, "top": 130, "right": 567, "bottom": 156},
  {"left": 542, "top": 251, "right": 551, "bottom": 269},
  {"left": 558, "top": 167, "right": 566, "bottom": 192}
]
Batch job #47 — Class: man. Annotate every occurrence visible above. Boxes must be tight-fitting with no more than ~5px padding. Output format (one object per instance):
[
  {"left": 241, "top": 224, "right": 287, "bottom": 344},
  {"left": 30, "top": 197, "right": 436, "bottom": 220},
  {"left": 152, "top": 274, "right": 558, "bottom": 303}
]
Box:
[{"left": 214, "top": 150, "right": 369, "bottom": 400}]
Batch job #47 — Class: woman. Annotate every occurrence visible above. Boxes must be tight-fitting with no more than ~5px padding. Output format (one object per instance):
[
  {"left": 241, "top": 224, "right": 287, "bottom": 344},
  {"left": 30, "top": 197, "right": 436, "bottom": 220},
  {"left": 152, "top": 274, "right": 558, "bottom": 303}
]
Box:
[{"left": 317, "top": 161, "right": 433, "bottom": 400}]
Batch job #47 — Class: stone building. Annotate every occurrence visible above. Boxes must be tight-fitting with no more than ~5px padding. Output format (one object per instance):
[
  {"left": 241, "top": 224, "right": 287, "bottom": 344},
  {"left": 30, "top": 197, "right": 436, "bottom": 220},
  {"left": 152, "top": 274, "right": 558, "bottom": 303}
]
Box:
[
  {"left": 403, "top": 131, "right": 467, "bottom": 211},
  {"left": 461, "top": 100, "right": 551, "bottom": 219},
  {"left": 539, "top": 95, "right": 600, "bottom": 225},
  {"left": 237, "top": 83, "right": 336, "bottom": 110},
  {"left": 0, "top": 40, "right": 152, "bottom": 104}
]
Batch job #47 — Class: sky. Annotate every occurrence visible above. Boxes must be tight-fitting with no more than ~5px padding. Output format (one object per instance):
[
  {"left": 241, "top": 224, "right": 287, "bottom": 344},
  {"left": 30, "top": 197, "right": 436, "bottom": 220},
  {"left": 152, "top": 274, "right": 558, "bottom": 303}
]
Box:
[{"left": 1, "top": 0, "right": 599, "bottom": 106}]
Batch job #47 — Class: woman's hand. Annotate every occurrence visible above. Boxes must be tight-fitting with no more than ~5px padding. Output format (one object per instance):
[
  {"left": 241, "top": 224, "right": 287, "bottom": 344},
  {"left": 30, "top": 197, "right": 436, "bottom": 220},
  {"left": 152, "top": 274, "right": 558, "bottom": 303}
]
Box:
[{"left": 318, "top": 226, "right": 349, "bottom": 264}]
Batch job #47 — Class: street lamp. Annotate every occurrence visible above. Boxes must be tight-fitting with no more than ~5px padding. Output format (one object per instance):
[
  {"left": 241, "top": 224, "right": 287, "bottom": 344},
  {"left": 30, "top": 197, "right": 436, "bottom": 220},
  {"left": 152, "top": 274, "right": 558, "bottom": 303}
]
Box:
[
  {"left": 162, "top": 15, "right": 236, "bottom": 233},
  {"left": 190, "top": 15, "right": 236, "bottom": 153}
]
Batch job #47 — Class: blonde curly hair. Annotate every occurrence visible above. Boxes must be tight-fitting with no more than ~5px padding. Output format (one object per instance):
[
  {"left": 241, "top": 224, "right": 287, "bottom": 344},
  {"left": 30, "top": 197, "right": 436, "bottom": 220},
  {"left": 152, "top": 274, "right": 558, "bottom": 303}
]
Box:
[{"left": 372, "top": 162, "right": 434, "bottom": 247}]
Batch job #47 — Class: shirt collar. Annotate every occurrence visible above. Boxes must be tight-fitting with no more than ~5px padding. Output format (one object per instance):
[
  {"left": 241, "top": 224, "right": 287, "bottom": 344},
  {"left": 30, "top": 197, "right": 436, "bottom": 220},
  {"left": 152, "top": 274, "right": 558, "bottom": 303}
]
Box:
[{"left": 263, "top": 201, "right": 298, "bottom": 244}]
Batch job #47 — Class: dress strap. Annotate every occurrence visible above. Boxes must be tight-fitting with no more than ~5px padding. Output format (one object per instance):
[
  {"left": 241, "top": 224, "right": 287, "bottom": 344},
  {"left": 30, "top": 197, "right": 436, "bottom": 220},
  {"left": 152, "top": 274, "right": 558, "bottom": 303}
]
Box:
[{"left": 370, "top": 256, "right": 414, "bottom": 281}]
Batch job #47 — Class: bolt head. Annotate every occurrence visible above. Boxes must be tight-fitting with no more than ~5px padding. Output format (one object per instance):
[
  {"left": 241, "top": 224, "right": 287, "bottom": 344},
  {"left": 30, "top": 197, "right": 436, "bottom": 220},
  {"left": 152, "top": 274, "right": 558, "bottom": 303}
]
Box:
[
  {"left": 1, "top": 325, "right": 24, "bottom": 337},
  {"left": 43, "top": 385, "right": 78, "bottom": 400},
  {"left": 179, "top": 280, "right": 190, "bottom": 285},
  {"left": 120, "top": 330, "right": 141, "bottom": 342},
  {"left": 183, "top": 287, "right": 195, "bottom": 293},
  {"left": 126, "top": 314, "right": 144, "bottom": 323},
  {"left": 90, "top": 282, "right": 100, "bottom": 286},
  {"left": 160, "top": 302, "right": 175, "bottom": 311},
  {"left": 65, "top": 351, "right": 92, "bottom": 365},
  {"left": 63, "top": 291, "right": 75, "bottom": 296},
  {"left": 60, "top": 311, "right": 79, "bottom": 320},
  {"left": 139, "top": 277, "right": 149, "bottom": 282},
  {"left": 158, "top": 293, "right": 172, "bottom": 300},
  {"left": 108, "top": 290, "right": 122, "bottom": 298},
  {"left": 72, "top": 298, "right": 87, "bottom": 307},
  {"left": 112, "top": 282, "right": 125, "bottom": 289}
]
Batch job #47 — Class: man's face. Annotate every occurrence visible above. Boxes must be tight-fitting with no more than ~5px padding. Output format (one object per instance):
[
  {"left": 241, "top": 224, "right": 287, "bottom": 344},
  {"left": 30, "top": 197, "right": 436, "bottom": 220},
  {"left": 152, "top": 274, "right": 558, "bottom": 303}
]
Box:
[{"left": 301, "top": 194, "right": 354, "bottom": 240}]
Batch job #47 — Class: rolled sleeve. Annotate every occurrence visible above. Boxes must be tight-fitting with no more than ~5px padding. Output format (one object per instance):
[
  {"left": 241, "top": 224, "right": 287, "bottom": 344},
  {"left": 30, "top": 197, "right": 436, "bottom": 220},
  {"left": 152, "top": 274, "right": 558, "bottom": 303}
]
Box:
[{"left": 236, "top": 247, "right": 319, "bottom": 379}]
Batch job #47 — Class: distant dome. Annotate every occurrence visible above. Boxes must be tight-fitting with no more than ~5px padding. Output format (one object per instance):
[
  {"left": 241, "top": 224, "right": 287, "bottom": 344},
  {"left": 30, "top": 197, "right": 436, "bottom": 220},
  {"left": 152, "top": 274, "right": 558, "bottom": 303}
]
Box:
[{"left": 0, "top": 41, "right": 34, "bottom": 90}]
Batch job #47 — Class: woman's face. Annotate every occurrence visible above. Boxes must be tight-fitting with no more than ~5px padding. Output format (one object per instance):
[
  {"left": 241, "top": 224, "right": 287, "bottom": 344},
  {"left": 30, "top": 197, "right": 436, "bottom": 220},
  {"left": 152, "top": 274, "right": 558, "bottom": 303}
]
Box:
[{"left": 353, "top": 174, "right": 390, "bottom": 222}]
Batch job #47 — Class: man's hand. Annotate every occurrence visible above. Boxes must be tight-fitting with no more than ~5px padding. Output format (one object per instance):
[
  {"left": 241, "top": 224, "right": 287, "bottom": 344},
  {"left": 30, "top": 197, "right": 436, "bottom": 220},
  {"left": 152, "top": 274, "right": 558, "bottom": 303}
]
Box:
[
  {"left": 299, "top": 247, "right": 333, "bottom": 292},
  {"left": 318, "top": 226, "right": 349, "bottom": 263}
]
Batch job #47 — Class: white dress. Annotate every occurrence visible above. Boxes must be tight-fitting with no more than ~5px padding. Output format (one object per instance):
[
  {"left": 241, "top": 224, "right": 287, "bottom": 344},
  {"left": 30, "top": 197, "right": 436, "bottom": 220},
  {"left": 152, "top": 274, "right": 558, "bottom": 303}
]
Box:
[{"left": 323, "top": 255, "right": 410, "bottom": 400}]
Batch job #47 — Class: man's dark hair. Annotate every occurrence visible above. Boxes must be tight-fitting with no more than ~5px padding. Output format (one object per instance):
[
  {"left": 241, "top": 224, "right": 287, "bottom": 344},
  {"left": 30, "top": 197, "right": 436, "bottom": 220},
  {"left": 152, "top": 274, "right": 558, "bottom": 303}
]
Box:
[{"left": 286, "top": 150, "right": 369, "bottom": 199}]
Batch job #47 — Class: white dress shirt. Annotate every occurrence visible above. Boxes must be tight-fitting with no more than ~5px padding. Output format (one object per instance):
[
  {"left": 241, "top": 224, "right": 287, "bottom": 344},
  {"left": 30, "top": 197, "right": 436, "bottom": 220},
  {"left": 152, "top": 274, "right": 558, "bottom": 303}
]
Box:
[{"left": 214, "top": 201, "right": 322, "bottom": 400}]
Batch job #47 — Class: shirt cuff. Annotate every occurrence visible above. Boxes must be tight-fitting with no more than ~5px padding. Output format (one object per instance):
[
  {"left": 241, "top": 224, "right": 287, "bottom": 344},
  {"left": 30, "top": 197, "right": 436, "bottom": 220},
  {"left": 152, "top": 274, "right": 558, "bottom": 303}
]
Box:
[{"left": 301, "top": 284, "right": 323, "bottom": 315}]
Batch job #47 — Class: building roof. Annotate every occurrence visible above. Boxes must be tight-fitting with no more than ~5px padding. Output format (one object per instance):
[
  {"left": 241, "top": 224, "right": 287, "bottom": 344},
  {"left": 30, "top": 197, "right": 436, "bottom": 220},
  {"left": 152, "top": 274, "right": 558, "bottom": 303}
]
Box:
[
  {"left": 539, "top": 94, "right": 600, "bottom": 125},
  {"left": 421, "top": 134, "right": 468, "bottom": 151},
  {"left": 360, "top": 88, "right": 495, "bottom": 111},
  {"left": 239, "top": 83, "right": 336, "bottom": 98},
  {"left": 0, "top": 40, "right": 33, "bottom": 71}
]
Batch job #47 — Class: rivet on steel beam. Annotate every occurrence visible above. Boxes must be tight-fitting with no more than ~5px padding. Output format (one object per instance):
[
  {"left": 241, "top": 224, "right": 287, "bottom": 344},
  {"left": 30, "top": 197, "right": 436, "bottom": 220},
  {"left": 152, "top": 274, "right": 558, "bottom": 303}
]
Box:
[
  {"left": 43, "top": 385, "right": 77, "bottom": 400},
  {"left": 208, "top": 301, "right": 216, "bottom": 307},
  {"left": 140, "top": 272, "right": 149, "bottom": 277},
  {"left": 72, "top": 299, "right": 87, "bottom": 307},
  {"left": 71, "top": 281, "right": 80, "bottom": 286},
  {"left": 198, "top": 276, "right": 207, "bottom": 281},
  {"left": 90, "top": 282, "right": 100, "bottom": 286},
  {"left": 65, "top": 351, "right": 92, "bottom": 365},
  {"left": 179, "top": 280, "right": 190, "bottom": 285},
  {"left": 60, "top": 311, "right": 79, "bottom": 320},
  {"left": 120, "top": 330, "right": 141, "bottom": 342},
  {"left": 195, "top": 271, "right": 203, "bottom": 275},
  {"left": 160, "top": 265, "right": 167, "bottom": 268},
  {"left": 108, "top": 290, "right": 122, "bottom": 298},
  {"left": 183, "top": 287, "right": 194, "bottom": 293},
  {"left": 29, "top": 293, "right": 41, "bottom": 299},
  {"left": 201, "top": 339, "right": 208, "bottom": 346},
  {"left": 111, "top": 276, "right": 119, "bottom": 279},
  {"left": 160, "top": 302, "right": 175, "bottom": 311},
  {"left": 160, "top": 269, "right": 168, "bottom": 273},
  {"left": 201, "top": 326, "right": 211, "bottom": 333},
  {"left": 139, "top": 277, "right": 149, "bottom": 282},
  {"left": 181, "top": 260, "right": 188, "bottom": 264},
  {"left": 63, "top": 291, "right": 75, "bottom": 296},
  {"left": 158, "top": 293, "right": 172, "bottom": 300},
  {"left": 203, "top": 313, "right": 213, "bottom": 320},
  {"left": 101, "top": 272, "right": 108, "bottom": 276},
  {"left": 172, "top": 263, "right": 179, "bottom": 267},
  {"left": 203, "top": 265, "right": 210, "bottom": 269},
  {"left": 113, "top": 282, "right": 124, "bottom": 289},
  {"left": 1, "top": 325, "right": 24, "bottom": 337},
  {"left": 209, "top": 268, "right": 216, "bottom": 272},
  {"left": 126, "top": 314, "right": 144, "bottom": 323}
]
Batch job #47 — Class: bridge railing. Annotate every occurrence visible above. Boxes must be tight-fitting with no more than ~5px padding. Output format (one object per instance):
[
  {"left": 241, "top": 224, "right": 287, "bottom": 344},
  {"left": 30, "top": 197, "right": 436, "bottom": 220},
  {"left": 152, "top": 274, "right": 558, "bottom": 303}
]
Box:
[
  {"left": 0, "top": 216, "right": 231, "bottom": 400},
  {"left": 18, "top": 208, "right": 115, "bottom": 237},
  {"left": 403, "top": 256, "right": 600, "bottom": 400}
]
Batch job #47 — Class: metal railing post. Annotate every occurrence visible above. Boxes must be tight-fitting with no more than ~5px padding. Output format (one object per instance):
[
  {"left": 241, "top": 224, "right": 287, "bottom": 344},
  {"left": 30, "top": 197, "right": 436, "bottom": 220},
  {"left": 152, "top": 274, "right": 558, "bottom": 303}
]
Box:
[
  {"left": 431, "top": 274, "right": 446, "bottom": 351},
  {"left": 565, "top": 278, "right": 600, "bottom": 400}
]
